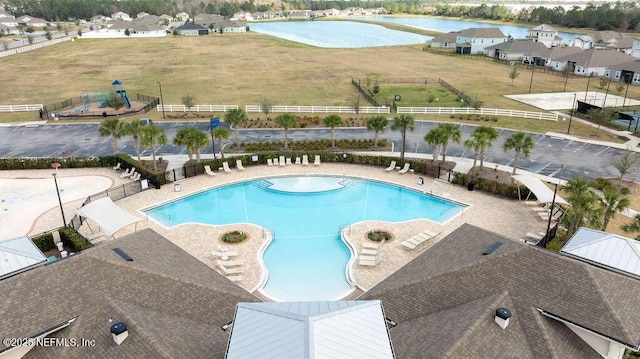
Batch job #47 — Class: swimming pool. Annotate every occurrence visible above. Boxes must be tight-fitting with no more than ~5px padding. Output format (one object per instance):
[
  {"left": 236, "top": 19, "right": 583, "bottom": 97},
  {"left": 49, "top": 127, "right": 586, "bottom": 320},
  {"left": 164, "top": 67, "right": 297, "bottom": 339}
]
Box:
[{"left": 145, "top": 176, "right": 467, "bottom": 301}]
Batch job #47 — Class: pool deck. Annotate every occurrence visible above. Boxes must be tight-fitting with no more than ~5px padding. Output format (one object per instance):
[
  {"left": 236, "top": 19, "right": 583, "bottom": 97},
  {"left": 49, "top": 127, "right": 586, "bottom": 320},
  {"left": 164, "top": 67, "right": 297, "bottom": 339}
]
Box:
[{"left": 8, "top": 162, "right": 547, "bottom": 300}]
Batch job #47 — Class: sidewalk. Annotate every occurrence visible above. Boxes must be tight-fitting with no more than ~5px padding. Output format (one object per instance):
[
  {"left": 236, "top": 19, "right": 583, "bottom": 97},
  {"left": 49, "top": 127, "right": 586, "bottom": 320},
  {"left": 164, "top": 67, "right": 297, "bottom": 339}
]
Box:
[{"left": 551, "top": 111, "right": 640, "bottom": 150}]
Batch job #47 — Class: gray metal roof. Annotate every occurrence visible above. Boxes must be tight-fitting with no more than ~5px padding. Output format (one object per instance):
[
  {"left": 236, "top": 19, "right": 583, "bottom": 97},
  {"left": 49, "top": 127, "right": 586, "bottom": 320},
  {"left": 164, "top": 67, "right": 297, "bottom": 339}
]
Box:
[
  {"left": 226, "top": 301, "right": 394, "bottom": 359},
  {"left": 561, "top": 227, "right": 640, "bottom": 277},
  {"left": 0, "top": 235, "right": 47, "bottom": 279}
]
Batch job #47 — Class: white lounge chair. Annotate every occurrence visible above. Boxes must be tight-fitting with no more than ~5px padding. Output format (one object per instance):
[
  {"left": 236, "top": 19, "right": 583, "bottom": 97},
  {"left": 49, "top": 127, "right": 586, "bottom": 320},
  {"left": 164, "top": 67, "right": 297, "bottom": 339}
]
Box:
[
  {"left": 113, "top": 162, "right": 121, "bottom": 171},
  {"left": 295, "top": 157, "right": 301, "bottom": 165},
  {"left": 226, "top": 274, "right": 243, "bottom": 282},
  {"left": 398, "top": 163, "right": 411, "bottom": 174},
  {"left": 119, "top": 167, "right": 133, "bottom": 178},
  {"left": 212, "top": 249, "right": 239, "bottom": 259},
  {"left": 222, "top": 162, "right": 232, "bottom": 173},
  {"left": 302, "top": 155, "right": 309, "bottom": 166},
  {"left": 236, "top": 160, "right": 245, "bottom": 171},
  {"left": 204, "top": 165, "right": 216, "bottom": 177},
  {"left": 362, "top": 242, "right": 380, "bottom": 250},
  {"left": 217, "top": 259, "right": 244, "bottom": 267},
  {"left": 314, "top": 155, "right": 321, "bottom": 166},
  {"left": 273, "top": 158, "right": 279, "bottom": 166},
  {"left": 219, "top": 263, "right": 243, "bottom": 275},
  {"left": 358, "top": 252, "right": 383, "bottom": 266},
  {"left": 401, "top": 229, "right": 440, "bottom": 250},
  {"left": 286, "top": 157, "right": 292, "bottom": 165},
  {"left": 385, "top": 160, "right": 396, "bottom": 172},
  {"left": 267, "top": 158, "right": 274, "bottom": 166},
  {"left": 130, "top": 172, "right": 141, "bottom": 181},
  {"left": 278, "top": 156, "right": 285, "bottom": 167}
]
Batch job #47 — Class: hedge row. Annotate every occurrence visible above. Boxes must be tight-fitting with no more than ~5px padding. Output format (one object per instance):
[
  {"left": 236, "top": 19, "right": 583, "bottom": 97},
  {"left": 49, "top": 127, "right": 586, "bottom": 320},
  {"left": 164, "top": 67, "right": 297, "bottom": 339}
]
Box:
[
  {"left": 243, "top": 139, "right": 387, "bottom": 152},
  {"left": 452, "top": 172, "right": 534, "bottom": 199},
  {"left": 31, "top": 227, "right": 91, "bottom": 253}
]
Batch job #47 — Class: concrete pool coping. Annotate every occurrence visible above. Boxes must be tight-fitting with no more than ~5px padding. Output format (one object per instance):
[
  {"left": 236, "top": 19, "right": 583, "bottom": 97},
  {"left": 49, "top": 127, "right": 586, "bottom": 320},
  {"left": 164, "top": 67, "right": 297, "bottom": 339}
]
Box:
[{"left": 6, "top": 162, "right": 548, "bottom": 298}]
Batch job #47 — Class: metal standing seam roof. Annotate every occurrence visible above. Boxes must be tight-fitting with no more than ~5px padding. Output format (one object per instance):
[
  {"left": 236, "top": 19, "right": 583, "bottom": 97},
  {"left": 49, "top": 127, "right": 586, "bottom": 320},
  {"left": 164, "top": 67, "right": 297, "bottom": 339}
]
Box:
[
  {"left": 0, "top": 236, "right": 47, "bottom": 279},
  {"left": 226, "top": 301, "right": 394, "bottom": 359},
  {"left": 561, "top": 227, "right": 640, "bottom": 277}
]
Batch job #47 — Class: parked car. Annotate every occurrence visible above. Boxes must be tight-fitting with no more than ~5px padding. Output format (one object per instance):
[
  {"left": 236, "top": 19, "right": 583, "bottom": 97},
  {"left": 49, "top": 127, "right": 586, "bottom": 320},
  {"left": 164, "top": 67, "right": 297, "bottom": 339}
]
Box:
[{"left": 139, "top": 118, "right": 153, "bottom": 125}]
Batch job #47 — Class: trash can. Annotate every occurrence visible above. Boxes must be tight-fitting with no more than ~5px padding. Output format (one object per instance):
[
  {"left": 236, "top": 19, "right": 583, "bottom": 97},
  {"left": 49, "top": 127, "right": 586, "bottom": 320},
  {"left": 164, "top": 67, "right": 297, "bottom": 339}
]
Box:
[
  {"left": 174, "top": 184, "right": 181, "bottom": 192},
  {"left": 417, "top": 177, "right": 424, "bottom": 185},
  {"left": 467, "top": 181, "right": 475, "bottom": 191}
]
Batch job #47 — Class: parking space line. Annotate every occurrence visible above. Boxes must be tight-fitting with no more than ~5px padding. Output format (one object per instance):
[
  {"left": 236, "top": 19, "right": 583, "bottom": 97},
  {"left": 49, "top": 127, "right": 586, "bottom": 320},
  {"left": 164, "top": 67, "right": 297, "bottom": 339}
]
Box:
[
  {"left": 573, "top": 143, "right": 588, "bottom": 152},
  {"left": 594, "top": 146, "right": 610, "bottom": 157},
  {"left": 537, "top": 162, "right": 552, "bottom": 172},
  {"left": 534, "top": 135, "right": 546, "bottom": 145},
  {"left": 562, "top": 140, "right": 574, "bottom": 150}
]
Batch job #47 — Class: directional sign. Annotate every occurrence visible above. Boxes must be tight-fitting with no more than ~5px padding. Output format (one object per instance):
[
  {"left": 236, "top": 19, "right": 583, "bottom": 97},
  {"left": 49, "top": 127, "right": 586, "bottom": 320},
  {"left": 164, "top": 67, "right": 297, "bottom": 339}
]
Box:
[{"left": 210, "top": 117, "right": 220, "bottom": 129}]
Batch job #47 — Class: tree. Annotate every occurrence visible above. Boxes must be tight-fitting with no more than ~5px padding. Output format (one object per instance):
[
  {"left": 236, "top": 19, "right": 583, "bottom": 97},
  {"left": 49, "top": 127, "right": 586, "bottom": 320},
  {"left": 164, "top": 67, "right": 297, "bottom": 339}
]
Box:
[
  {"left": 464, "top": 135, "right": 481, "bottom": 169},
  {"left": 27, "top": 35, "right": 33, "bottom": 45},
  {"left": 508, "top": 66, "right": 519, "bottom": 85},
  {"left": 502, "top": 131, "right": 534, "bottom": 177},
  {"left": 622, "top": 214, "right": 640, "bottom": 240},
  {"left": 224, "top": 108, "right": 247, "bottom": 151},
  {"left": 105, "top": 93, "right": 125, "bottom": 119},
  {"left": 469, "top": 97, "right": 484, "bottom": 111},
  {"left": 98, "top": 118, "right": 125, "bottom": 155},
  {"left": 211, "top": 127, "right": 231, "bottom": 159},
  {"left": 45, "top": 31, "right": 52, "bottom": 40},
  {"left": 598, "top": 76, "right": 609, "bottom": 89},
  {"left": 599, "top": 187, "right": 630, "bottom": 231},
  {"left": 587, "top": 108, "right": 614, "bottom": 133},
  {"left": 77, "top": 28, "right": 82, "bottom": 36},
  {"left": 473, "top": 126, "right": 499, "bottom": 168},
  {"left": 437, "top": 123, "right": 462, "bottom": 162},
  {"left": 365, "top": 115, "right": 388, "bottom": 147},
  {"left": 173, "top": 127, "right": 209, "bottom": 163},
  {"left": 124, "top": 120, "right": 144, "bottom": 161},
  {"left": 425, "top": 127, "right": 446, "bottom": 163},
  {"left": 615, "top": 82, "right": 625, "bottom": 94},
  {"left": 391, "top": 114, "right": 415, "bottom": 160},
  {"left": 275, "top": 113, "right": 298, "bottom": 149},
  {"left": 140, "top": 125, "right": 168, "bottom": 171},
  {"left": 561, "top": 176, "right": 603, "bottom": 237},
  {"left": 612, "top": 150, "right": 639, "bottom": 183},
  {"left": 182, "top": 92, "right": 196, "bottom": 110},
  {"left": 323, "top": 114, "right": 343, "bottom": 148},
  {"left": 349, "top": 91, "right": 362, "bottom": 116},
  {"left": 260, "top": 97, "right": 273, "bottom": 117},
  {"left": 124, "top": 28, "right": 130, "bottom": 36}
]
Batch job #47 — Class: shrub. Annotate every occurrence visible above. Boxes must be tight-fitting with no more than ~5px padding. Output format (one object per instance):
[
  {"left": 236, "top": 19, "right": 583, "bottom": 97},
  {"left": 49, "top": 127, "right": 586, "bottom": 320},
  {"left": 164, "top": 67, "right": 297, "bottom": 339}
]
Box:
[
  {"left": 59, "top": 227, "right": 92, "bottom": 252},
  {"left": 32, "top": 232, "right": 55, "bottom": 252},
  {"left": 368, "top": 230, "right": 392, "bottom": 242},
  {"left": 222, "top": 230, "right": 247, "bottom": 243}
]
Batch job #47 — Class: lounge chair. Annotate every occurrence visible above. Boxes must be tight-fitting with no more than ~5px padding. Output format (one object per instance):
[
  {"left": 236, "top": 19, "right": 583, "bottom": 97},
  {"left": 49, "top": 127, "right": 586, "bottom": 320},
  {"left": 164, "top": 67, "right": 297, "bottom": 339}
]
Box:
[
  {"left": 398, "top": 163, "right": 411, "bottom": 174},
  {"left": 273, "top": 158, "right": 279, "bottom": 166},
  {"left": 217, "top": 259, "right": 244, "bottom": 267},
  {"left": 220, "top": 263, "right": 244, "bottom": 275},
  {"left": 314, "top": 155, "right": 321, "bottom": 166},
  {"left": 302, "top": 155, "right": 309, "bottom": 166},
  {"left": 226, "top": 274, "right": 243, "bottom": 282},
  {"left": 401, "top": 229, "right": 440, "bottom": 250},
  {"left": 130, "top": 173, "right": 141, "bottom": 181},
  {"left": 212, "top": 249, "right": 239, "bottom": 259},
  {"left": 295, "top": 157, "right": 301, "bottom": 165},
  {"left": 113, "top": 162, "right": 121, "bottom": 171},
  {"left": 267, "top": 158, "right": 274, "bottom": 166},
  {"left": 222, "top": 162, "right": 232, "bottom": 173},
  {"left": 119, "top": 167, "right": 133, "bottom": 178},
  {"left": 385, "top": 160, "right": 396, "bottom": 172},
  {"left": 358, "top": 253, "right": 383, "bottom": 266},
  {"left": 362, "top": 242, "right": 380, "bottom": 250},
  {"left": 204, "top": 165, "right": 216, "bottom": 177},
  {"left": 236, "top": 160, "right": 245, "bottom": 171},
  {"left": 286, "top": 157, "right": 292, "bottom": 165},
  {"left": 279, "top": 156, "right": 286, "bottom": 167}
]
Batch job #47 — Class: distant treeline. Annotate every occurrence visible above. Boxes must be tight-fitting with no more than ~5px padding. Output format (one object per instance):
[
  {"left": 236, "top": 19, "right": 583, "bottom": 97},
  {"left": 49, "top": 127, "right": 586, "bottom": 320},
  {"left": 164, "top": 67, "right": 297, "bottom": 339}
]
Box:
[{"left": 3, "top": 0, "right": 640, "bottom": 32}]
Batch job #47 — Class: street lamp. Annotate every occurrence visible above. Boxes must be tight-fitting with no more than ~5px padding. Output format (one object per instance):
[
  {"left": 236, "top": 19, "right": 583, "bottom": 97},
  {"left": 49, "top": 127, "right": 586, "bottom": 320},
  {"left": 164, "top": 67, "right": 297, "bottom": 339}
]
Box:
[
  {"left": 543, "top": 179, "right": 559, "bottom": 248},
  {"left": 623, "top": 73, "right": 632, "bottom": 108},
  {"left": 584, "top": 72, "right": 594, "bottom": 102},
  {"left": 567, "top": 93, "right": 577, "bottom": 134},
  {"left": 157, "top": 81, "right": 166, "bottom": 119},
  {"left": 528, "top": 65, "right": 535, "bottom": 94},
  {"left": 52, "top": 173, "right": 66, "bottom": 227},
  {"left": 602, "top": 76, "right": 612, "bottom": 108}
]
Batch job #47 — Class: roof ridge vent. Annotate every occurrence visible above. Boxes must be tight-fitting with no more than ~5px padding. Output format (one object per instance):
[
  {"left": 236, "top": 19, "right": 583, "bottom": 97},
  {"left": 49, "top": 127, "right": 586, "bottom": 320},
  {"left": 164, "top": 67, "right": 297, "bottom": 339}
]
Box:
[
  {"left": 113, "top": 248, "right": 133, "bottom": 261},
  {"left": 495, "top": 308, "right": 512, "bottom": 329},
  {"left": 482, "top": 241, "right": 502, "bottom": 255}
]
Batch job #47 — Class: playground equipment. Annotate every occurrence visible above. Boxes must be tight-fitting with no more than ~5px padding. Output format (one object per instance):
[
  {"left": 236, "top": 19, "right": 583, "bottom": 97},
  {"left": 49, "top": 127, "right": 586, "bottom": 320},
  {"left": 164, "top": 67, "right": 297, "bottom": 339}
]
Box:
[
  {"left": 112, "top": 80, "right": 132, "bottom": 108},
  {"left": 81, "top": 91, "right": 111, "bottom": 112}
]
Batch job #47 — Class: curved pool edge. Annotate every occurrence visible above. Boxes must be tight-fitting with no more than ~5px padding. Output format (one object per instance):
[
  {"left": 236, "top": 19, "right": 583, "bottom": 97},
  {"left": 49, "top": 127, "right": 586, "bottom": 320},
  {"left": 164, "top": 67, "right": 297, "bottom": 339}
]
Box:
[{"left": 249, "top": 226, "right": 273, "bottom": 295}]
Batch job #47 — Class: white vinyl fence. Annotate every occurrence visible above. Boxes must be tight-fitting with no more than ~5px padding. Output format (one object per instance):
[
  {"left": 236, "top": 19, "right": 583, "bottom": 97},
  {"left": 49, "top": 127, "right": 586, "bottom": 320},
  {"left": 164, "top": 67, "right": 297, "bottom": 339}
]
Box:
[
  {"left": 0, "top": 104, "right": 43, "bottom": 112},
  {"left": 0, "top": 37, "right": 73, "bottom": 58},
  {"left": 157, "top": 104, "right": 239, "bottom": 112},
  {"left": 396, "top": 107, "right": 558, "bottom": 121},
  {"left": 245, "top": 105, "right": 390, "bottom": 114}
]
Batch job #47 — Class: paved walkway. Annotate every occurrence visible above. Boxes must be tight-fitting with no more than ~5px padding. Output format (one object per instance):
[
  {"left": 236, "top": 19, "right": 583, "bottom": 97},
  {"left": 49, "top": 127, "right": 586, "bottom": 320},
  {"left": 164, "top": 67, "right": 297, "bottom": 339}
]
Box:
[{"left": 552, "top": 111, "right": 640, "bottom": 150}]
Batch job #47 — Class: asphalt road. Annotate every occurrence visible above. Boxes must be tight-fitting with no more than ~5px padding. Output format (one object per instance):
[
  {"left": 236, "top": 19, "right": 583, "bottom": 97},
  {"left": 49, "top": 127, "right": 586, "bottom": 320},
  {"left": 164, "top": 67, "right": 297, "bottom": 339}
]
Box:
[{"left": 0, "top": 121, "right": 631, "bottom": 181}]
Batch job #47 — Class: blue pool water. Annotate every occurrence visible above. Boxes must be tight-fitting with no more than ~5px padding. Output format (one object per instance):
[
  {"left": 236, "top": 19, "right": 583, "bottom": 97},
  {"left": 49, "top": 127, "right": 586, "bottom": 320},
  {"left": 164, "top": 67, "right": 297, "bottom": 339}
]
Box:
[{"left": 145, "top": 176, "right": 466, "bottom": 301}]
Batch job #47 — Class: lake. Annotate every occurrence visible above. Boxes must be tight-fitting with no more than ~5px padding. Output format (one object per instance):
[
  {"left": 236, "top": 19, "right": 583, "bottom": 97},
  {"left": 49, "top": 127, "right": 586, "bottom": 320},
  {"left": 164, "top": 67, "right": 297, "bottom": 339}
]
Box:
[{"left": 249, "top": 17, "right": 582, "bottom": 48}]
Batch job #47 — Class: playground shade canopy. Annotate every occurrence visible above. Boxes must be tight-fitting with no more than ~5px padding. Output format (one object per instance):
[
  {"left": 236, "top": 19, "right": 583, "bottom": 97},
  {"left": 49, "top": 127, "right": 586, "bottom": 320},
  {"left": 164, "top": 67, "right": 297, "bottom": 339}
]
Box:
[
  {"left": 76, "top": 197, "right": 143, "bottom": 237},
  {"left": 512, "top": 175, "right": 568, "bottom": 205}
]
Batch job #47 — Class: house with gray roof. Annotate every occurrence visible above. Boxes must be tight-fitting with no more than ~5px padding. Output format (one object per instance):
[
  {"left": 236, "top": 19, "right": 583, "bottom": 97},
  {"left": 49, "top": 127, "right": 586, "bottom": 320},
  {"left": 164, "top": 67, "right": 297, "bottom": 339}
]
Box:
[
  {"left": 429, "top": 31, "right": 458, "bottom": 49},
  {"left": 176, "top": 22, "right": 209, "bottom": 36},
  {"left": 606, "top": 59, "right": 640, "bottom": 85},
  {"left": 550, "top": 48, "right": 637, "bottom": 77},
  {"left": 591, "top": 31, "right": 634, "bottom": 51},
  {"left": 539, "top": 46, "right": 584, "bottom": 68},
  {"left": 455, "top": 27, "right": 507, "bottom": 55},
  {"left": 483, "top": 39, "right": 548, "bottom": 63},
  {"left": 526, "top": 23, "right": 562, "bottom": 48}
]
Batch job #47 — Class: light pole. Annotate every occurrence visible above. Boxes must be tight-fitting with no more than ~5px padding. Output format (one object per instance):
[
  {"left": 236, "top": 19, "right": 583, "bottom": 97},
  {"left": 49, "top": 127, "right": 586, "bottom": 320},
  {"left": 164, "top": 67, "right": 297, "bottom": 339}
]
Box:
[
  {"left": 584, "top": 72, "right": 594, "bottom": 102},
  {"left": 528, "top": 65, "right": 535, "bottom": 94},
  {"left": 623, "top": 73, "right": 632, "bottom": 108},
  {"left": 543, "top": 180, "right": 559, "bottom": 248},
  {"left": 52, "top": 173, "right": 66, "bottom": 227},
  {"left": 567, "top": 93, "right": 577, "bottom": 134},
  {"left": 157, "top": 81, "right": 166, "bottom": 119},
  {"left": 602, "top": 76, "right": 612, "bottom": 108}
]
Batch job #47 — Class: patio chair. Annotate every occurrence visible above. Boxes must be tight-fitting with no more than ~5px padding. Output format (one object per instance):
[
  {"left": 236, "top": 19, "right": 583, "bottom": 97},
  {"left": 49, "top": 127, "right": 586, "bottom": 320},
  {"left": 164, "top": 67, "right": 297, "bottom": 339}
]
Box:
[
  {"left": 295, "top": 157, "right": 301, "bottom": 165},
  {"left": 217, "top": 259, "right": 244, "bottom": 267},
  {"left": 222, "top": 162, "right": 232, "bottom": 173},
  {"left": 302, "top": 155, "right": 309, "bottom": 166},
  {"left": 226, "top": 274, "right": 243, "bottom": 282},
  {"left": 273, "top": 157, "right": 279, "bottom": 166},
  {"left": 279, "top": 156, "right": 286, "bottom": 167},
  {"left": 219, "top": 263, "right": 244, "bottom": 275},
  {"left": 113, "top": 162, "right": 121, "bottom": 171},
  {"left": 398, "top": 163, "right": 411, "bottom": 174},
  {"left": 314, "top": 155, "right": 321, "bottom": 166},
  {"left": 119, "top": 167, "right": 133, "bottom": 178},
  {"left": 401, "top": 229, "right": 440, "bottom": 250},
  {"left": 286, "top": 157, "right": 292, "bottom": 165},
  {"left": 236, "top": 160, "right": 245, "bottom": 171},
  {"left": 385, "top": 160, "right": 396, "bottom": 172},
  {"left": 204, "top": 165, "right": 216, "bottom": 176},
  {"left": 267, "top": 158, "right": 274, "bottom": 166},
  {"left": 130, "top": 173, "right": 141, "bottom": 181},
  {"left": 212, "top": 249, "right": 239, "bottom": 259},
  {"left": 358, "top": 252, "right": 383, "bottom": 266}
]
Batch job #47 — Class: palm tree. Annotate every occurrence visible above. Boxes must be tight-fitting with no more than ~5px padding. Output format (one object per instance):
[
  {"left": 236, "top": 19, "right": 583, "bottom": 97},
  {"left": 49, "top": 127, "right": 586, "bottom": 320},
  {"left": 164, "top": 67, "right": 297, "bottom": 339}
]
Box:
[
  {"left": 622, "top": 214, "right": 640, "bottom": 240},
  {"left": 98, "top": 118, "right": 125, "bottom": 155},
  {"left": 464, "top": 136, "right": 481, "bottom": 169},
  {"left": 173, "top": 127, "right": 210, "bottom": 163},
  {"left": 561, "top": 177, "right": 603, "bottom": 237},
  {"left": 124, "top": 120, "right": 144, "bottom": 161},
  {"left": 224, "top": 108, "right": 247, "bottom": 151},
  {"left": 438, "top": 123, "right": 462, "bottom": 162},
  {"left": 365, "top": 115, "right": 388, "bottom": 147},
  {"left": 275, "top": 113, "right": 298, "bottom": 149},
  {"left": 391, "top": 114, "right": 415, "bottom": 161},
  {"left": 140, "top": 125, "right": 168, "bottom": 171},
  {"left": 323, "top": 114, "right": 343, "bottom": 148},
  {"left": 502, "top": 131, "right": 535, "bottom": 176},
  {"left": 425, "top": 127, "right": 446, "bottom": 163},
  {"left": 475, "top": 126, "right": 499, "bottom": 169},
  {"left": 212, "top": 127, "right": 231, "bottom": 159},
  {"left": 600, "top": 187, "right": 630, "bottom": 231}
]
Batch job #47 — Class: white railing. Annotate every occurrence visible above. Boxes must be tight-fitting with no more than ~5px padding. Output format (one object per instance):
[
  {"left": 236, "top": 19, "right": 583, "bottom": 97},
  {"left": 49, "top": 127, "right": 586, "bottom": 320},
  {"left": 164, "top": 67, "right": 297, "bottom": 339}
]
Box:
[
  {"left": 0, "top": 104, "right": 43, "bottom": 112},
  {"left": 396, "top": 107, "right": 558, "bottom": 121},
  {"left": 157, "top": 104, "right": 239, "bottom": 112},
  {"left": 0, "top": 37, "right": 73, "bottom": 58},
  {"left": 245, "top": 105, "right": 390, "bottom": 114}
]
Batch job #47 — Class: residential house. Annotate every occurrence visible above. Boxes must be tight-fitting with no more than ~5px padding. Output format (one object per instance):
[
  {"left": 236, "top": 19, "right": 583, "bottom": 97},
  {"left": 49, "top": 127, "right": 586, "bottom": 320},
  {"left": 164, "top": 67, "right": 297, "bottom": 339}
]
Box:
[
  {"left": 526, "top": 23, "right": 562, "bottom": 48},
  {"left": 591, "top": 31, "right": 633, "bottom": 51},
  {"left": 110, "top": 12, "right": 131, "bottom": 21},
  {"left": 606, "top": 60, "right": 640, "bottom": 86},
  {"left": 0, "top": 15, "right": 18, "bottom": 27},
  {"left": 430, "top": 31, "right": 458, "bottom": 49},
  {"left": 361, "top": 224, "right": 640, "bottom": 358},
  {"left": 630, "top": 38, "right": 640, "bottom": 59},
  {"left": 550, "top": 48, "right": 637, "bottom": 77},
  {"left": 570, "top": 35, "right": 594, "bottom": 49},
  {"left": 90, "top": 15, "right": 108, "bottom": 24},
  {"left": 538, "top": 46, "right": 584, "bottom": 68},
  {"left": 372, "top": 8, "right": 388, "bottom": 15},
  {"left": 82, "top": 18, "right": 166, "bottom": 38},
  {"left": 221, "top": 21, "right": 247, "bottom": 33},
  {"left": 455, "top": 27, "right": 508, "bottom": 55},
  {"left": 0, "top": 23, "right": 19, "bottom": 35},
  {"left": 232, "top": 12, "right": 253, "bottom": 21},
  {"left": 16, "top": 15, "right": 48, "bottom": 27},
  {"left": 483, "top": 39, "right": 548, "bottom": 63},
  {"left": 0, "top": 12, "right": 14, "bottom": 18},
  {"left": 175, "top": 12, "right": 189, "bottom": 22},
  {"left": 175, "top": 22, "right": 209, "bottom": 36},
  {"left": 288, "top": 11, "right": 310, "bottom": 20},
  {"left": 159, "top": 14, "right": 173, "bottom": 23}
]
